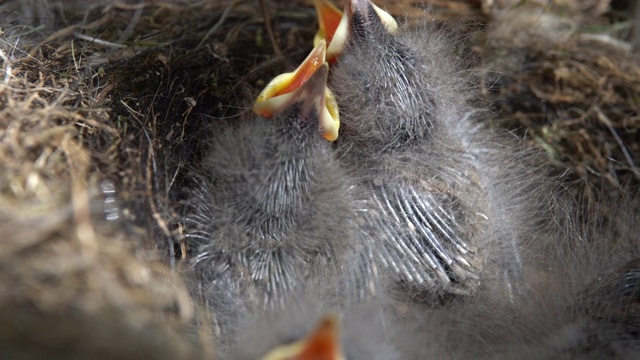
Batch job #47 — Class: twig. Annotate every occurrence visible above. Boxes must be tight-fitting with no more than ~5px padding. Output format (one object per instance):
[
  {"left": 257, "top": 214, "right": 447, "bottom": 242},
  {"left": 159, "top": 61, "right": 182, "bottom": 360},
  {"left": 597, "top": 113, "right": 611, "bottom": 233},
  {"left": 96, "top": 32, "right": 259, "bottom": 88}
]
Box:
[
  {"left": 259, "top": 0, "right": 283, "bottom": 58},
  {"left": 73, "top": 32, "right": 128, "bottom": 48},
  {"left": 594, "top": 106, "right": 640, "bottom": 181},
  {"left": 197, "top": 0, "right": 237, "bottom": 50}
]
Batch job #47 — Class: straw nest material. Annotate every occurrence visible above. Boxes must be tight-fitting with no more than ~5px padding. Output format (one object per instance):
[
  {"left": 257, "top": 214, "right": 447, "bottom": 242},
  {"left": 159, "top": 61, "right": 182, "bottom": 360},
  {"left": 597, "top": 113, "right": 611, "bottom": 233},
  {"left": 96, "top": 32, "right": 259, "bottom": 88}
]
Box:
[{"left": 482, "top": 0, "right": 639, "bottom": 195}]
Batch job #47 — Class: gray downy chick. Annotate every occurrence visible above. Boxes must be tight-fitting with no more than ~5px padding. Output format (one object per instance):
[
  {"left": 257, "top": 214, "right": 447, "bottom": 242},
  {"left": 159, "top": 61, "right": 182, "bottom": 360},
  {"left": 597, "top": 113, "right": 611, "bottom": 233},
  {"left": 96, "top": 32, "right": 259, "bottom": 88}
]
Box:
[
  {"left": 319, "top": 0, "right": 555, "bottom": 300},
  {"left": 181, "top": 63, "right": 355, "bottom": 345},
  {"left": 441, "top": 194, "right": 640, "bottom": 359},
  {"left": 229, "top": 306, "right": 397, "bottom": 360},
  {"left": 227, "top": 273, "right": 417, "bottom": 360},
  {"left": 226, "top": 227, "right": 640, "bottom": 360}
]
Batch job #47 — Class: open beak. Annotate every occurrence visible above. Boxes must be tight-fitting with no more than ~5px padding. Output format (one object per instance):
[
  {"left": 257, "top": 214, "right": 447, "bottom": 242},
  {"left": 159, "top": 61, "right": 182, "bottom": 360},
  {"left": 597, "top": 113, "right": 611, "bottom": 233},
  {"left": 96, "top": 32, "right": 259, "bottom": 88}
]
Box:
[
  {"left": 254, "top": 40, "right": 327, "bottom": 116},
  {"left": 315, "top": 0, "right": 398, "bottom": 62},
  {"left": 351, "top": 0, "right": 398, "bottom": 36},
  {"left": 253, "top": 42, "right": 340, "bottom": 141},
  {"left": 313, "top": 0, "right": 343, "bottom": 48},
  {"left": 261, "top": 315, "right": 346, "bottom": 360}
]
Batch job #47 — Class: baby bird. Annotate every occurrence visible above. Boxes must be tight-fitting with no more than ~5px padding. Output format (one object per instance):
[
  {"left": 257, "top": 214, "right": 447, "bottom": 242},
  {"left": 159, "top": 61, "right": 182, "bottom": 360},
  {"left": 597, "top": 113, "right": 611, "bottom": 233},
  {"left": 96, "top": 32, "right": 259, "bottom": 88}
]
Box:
[
  {"left": 227, "top": 281, "right": 409, "bottom": 360},
  {"left": 181, "top": 42, "right": 354, "bottom": 334},
  {"left": 316, "top": 0, "right": 553, "bottom": 299},
  {"left": 445, "top": 208, "right": 640, "bottom": 359},
  {"left": 254, "top": 39, "right": 340, "bottom": 142},
  {"left": 225, "top": 225, "right": 640, "bottom": 360},
  {"left": 259, "top": 315, "right": 347, "bottom": 360},
  {"left": 233, "top": 313, "right": 368, "bottom": 360}
]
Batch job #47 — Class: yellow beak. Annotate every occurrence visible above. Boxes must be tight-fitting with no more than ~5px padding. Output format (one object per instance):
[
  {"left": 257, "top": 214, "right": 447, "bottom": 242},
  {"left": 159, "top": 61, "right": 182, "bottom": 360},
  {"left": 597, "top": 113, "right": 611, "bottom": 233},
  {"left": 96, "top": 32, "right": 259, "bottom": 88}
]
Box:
[
  {"left": 253, "top": 40, "right": 340, "bottom": 142},
  {"left": 261, "top": 315, "right": 346, "bottom": 360},
  {"left": 314, "top": 0, "right": 399, "bottom": 62},
  {"left": 313, "top": 0, "right": 343, "bottom": 49}
]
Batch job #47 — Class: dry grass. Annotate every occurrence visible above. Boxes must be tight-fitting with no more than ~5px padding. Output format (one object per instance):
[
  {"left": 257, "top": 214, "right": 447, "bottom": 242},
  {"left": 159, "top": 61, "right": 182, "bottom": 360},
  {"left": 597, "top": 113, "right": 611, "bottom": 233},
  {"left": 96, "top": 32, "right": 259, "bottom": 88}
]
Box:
[
  {"left": 482, "top": 4, "right": 640, "bottom": 197},
  {"left": 0, "top": 1, "right": 210, "bottom": 357}
]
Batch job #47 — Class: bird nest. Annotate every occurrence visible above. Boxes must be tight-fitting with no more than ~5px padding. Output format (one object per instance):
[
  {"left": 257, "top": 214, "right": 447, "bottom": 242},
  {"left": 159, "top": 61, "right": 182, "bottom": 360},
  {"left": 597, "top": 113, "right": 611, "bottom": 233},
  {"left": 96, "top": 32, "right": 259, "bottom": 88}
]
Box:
[
  {"left": 482, "top": 3, "right": 640, "bottom": 196},
  {"left": 0, "top": 0, "right": 637, "bottom": 358}
]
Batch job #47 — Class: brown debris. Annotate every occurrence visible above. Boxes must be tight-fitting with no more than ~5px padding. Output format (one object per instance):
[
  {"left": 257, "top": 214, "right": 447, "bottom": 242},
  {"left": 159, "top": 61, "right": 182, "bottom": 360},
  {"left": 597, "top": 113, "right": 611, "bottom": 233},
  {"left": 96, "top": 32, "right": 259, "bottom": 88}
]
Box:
[
  {"left": 0, "top": 1, "right": 209, "bottom": 358},
  {"left": 481, "top": 0, "right": 611, "bottom": 18},
  {"left": 482, "top": 5, "right": 640, "bottom": 193}
]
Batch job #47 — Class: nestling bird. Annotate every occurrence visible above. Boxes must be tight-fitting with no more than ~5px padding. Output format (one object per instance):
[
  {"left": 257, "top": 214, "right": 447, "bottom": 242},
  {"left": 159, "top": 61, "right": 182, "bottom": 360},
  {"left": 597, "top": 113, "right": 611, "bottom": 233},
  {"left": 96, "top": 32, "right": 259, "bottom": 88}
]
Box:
[
  {"left": 313, "top": 0, "right": 397, "bottom": 63},
  {"left": 259, "top": 315, "right": 347, "bottom": 360},
  {"left": 181, "top": 42, "right": 356, "bottom": 348},
  {"left": 233, "top": 311, "right": 366, "bottom": 360},
  {"left": 226, "top": 223, "right": 640, "bottom": 360},
  {"left": 306, "top": 1, "right": 640, "bottom": 358},
  {"left": 227, "top": 279, "right": 414, "bottom": 360},
  {"left": 437, "top": 200, "right": 640, "bottom": 359},
  {"left": 315, "top": 0, "right": 555, "bottom": 300},
  {"left": 254, "top": 39, "right": 340, "bottom": 142}
]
